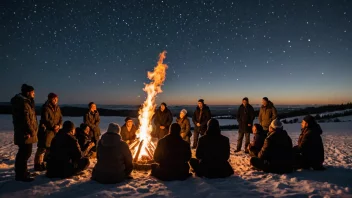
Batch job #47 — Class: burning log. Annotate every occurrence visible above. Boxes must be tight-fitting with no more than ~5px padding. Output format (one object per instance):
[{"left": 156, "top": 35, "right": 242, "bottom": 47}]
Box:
[{"left": 129, "top": 138, "right": 156, "bottom": 170}]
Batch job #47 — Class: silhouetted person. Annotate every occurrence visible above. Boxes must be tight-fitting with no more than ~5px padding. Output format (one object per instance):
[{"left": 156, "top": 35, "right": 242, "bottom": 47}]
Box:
[
  {"left": 248, "top": 124, "right": 266, "bottom": 157},
  {"left": 35, "top": 93, "right": 62, "bottom": 171},
  {"left": 84, "top": 102, "right": 101, "bottom": 150},
  {"left": 190, "top": 119, "right": 234, "bottom": 178},
  {"left": 153, "top": 102, "right": 173, "bottom": 139},
  {"left": 120, "top": 117, "right": 137, "bottom": 144},
  {"left": 46, "top": 121, "right": 91, "bottom": 178},
  {"left": 235, "top": 97, "right": 255, "bottom": 153},
  {"left": 176, "top": 109, "right": 191, "bottom": 143},
  {"left": 250, "top": 119, "right": 293, "bottom": 174},
  {"left": 92, "top": 123, "right": 133, "bottom": 184},
  {"left": 192, "top": 99, "right": 211, "bottom": 149},
  {"left": 151, "top": 123, "right": 191, "bottom": 181},
  {"left": 11, "top": 84, "right": 38, "bottom": 182},
  {"left": 293, "top": 115, "right": 325, "bottom": 170},
  {"left": 259, "top": 97, "right": 277, "bottom": 132}
]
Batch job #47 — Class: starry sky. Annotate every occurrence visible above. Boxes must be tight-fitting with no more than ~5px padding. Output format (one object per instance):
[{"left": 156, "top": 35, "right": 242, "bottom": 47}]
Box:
[{"left": 1, "top": 0, "right": 351, "bottom": 105}]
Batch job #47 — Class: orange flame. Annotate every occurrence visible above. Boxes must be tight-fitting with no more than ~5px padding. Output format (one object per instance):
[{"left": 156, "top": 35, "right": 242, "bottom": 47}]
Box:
[{"left": 136, "top": 51, "right": 168, "bottom": 160}]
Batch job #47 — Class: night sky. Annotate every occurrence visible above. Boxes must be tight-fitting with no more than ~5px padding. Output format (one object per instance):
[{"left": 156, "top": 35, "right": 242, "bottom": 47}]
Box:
[{"left": 1, "top": 0, "right": 351, "bottom": 105}]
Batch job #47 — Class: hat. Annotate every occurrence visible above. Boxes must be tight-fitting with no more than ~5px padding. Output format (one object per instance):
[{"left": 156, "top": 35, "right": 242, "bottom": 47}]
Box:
[
  {"left": 63, "top": 121, "right": 75, "bottom": 132},
  {"left": 303, "top": 115, "right": 316, "bottom": 126},
  {"left": 198, "top": 99, "right": 204, "bottom": 104},
  {"left": 88, "top": 102, "right": 95, "bottom": 108},
  {"left": 125, "top": 117, "right": 133, "bottom": 122},
  {"left": 180, "top": 109, "right": 187, "bottom": 115},
  {"left": 161, "top": 102, "right": 167, "bottom": 107},
  {"left": 107, "top": 123, "right": 120, "bottom": 134},
  {"left": 48, "top": 92, "right": 58, "bottom": 99},
  {"left": 262, "top": 97, "right": 269, "bottom": 102},
  {"left": 242, "top": 97, "right": 249, "bottom": 102},
  {"left": 21, "top": 84, "right": 34, "bottom": 94},
  {"left": 80, "top": 123, "right": 89, "bottom": 130},
  {"left": 270, "top": 119, "right": 283, "bottom": 129},
  {"left": 169, "top": 123, "right": 181, "bottom": 135}
]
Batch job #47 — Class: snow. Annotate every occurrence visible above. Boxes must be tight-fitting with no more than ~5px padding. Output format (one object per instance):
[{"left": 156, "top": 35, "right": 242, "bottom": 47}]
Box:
[{"left": 0, "top": 115, "right": 352, "bottom": 197}]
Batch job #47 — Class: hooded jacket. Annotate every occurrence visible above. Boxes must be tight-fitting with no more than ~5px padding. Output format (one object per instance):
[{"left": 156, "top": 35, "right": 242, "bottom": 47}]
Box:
[
  {"left": 297, "top": 124, "right": 324, "bottom": 166},
  {"left": 258, "top": 101, "right": 277, "bottom": 130}
]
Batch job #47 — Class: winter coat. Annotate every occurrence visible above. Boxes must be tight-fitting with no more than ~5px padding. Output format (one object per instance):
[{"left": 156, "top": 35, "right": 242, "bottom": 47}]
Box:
[
  {"left": 92, "top": 132, "right": 133, "bottom": 184},
  {"left": 258, "top": 101, "right": 277, "bottom": 130},
  {"left": 75, "top": 128, "right": 92, "bottom": 153},
  {"left": 237, "top": 104, "right": 255, "bottom": 133},
  {"left": 46, "top": 130, "right": 84, "bottom": 178},
  {"left": 120, "top": 124, "right": 137, "bottom": 143},
  {"left": 11, "top": 94, "right": 38, "bottom": 145},
  {"left": 37, "top": 101, "right": 62, "bottom": 148},
  {"left": 195, "top": 128, "right": 234, "bottom": 178},
  {"left": 296, "top": 124, "right": 324, "bottom": 167},
  {"left": 153, "top": 133, "right": 191, "bottom": 181},
  {"left": 258, "top": 128, "right": 293, "bottom": 169},
  {"left": 153, "top": 107, "right": 173, "bottom": 139},
  {"left": 249, "top": 131, "right": 267, "bottom": 151},
  {"left": 176, "top": 116, "right": 191, "bottom": 139},
  {"left": 84, "top": 110, "right": 101, "bottom": 141},
  {"left": 192, "top": 105, "right": 212, "bottom": 135}
]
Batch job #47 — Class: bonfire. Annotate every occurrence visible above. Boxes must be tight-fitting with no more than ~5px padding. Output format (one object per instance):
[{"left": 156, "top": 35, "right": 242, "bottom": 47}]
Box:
[{"left": 129, "top": 51, "right": 168, "bottom": 170}]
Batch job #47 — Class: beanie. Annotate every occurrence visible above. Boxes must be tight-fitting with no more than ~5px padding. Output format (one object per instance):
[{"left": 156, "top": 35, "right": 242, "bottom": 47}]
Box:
[
  {"left": 161, "top": 102, "right": 167, "bottom": 107},
  {"left": 21, "top": 84, "right": 34, "bottom": 94},
  {"left": 107, "top": 123, "right": 120, "bottom": 134},
  {"left": 270, "top": 119, "right": 283, "bottom": 129},
  {"left": 48, "top": 92, "right": 58, "bottom": 99},
  {"left": 262, "top": 97, "right": 269, "bottom": 102},
  {"left": 180, "top": 109, "right": 187, "bottom": 115},
  {"left": 242, "top": 97, "right": 249, "bottom": 102},
  {"left": 125, "top": 117, "right": 133, "bottom": 123},
  {"left": 198, "top": 99, "right": 204, "bottom": 104},
  {"left": 63, "top": 121, "right": 75, "bottom": 132},
  {"left": 303, "top": 115, "right": 316, "bottom": 126}
]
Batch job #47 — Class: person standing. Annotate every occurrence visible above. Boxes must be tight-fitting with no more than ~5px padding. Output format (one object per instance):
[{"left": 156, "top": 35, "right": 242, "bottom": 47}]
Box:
[
  {"left": 176, "top": 109, "right": 191, "bottom": 144},
  {"left": 235, "top": 97, "right": 255, "bottom": 153},
  {"left": 84, "top": 102, "right": 101, "bottom": 147},
  {"left": 153, "top": 102, "right": 173, "bottom": 140},
  {"left": 192, "top": 99, "right": 211, "bottom": 149},
  {"left": 258, "top": 97, "right": 277, "bottom": 133},
  {"left": 34, "top": 93, "right": 62, "bottom": 171},
  {"left": 11, "top": 84, "right": 38, "bottom": 182}
]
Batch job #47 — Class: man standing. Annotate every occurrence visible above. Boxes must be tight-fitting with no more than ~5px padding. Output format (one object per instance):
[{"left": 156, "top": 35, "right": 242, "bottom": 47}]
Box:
[
  {"left": 34, "top": 93, "right": 62, "bottom": 171},
  {"left": 11, "top": 84, "right": 38, "bottom": 182},
  {"left": 153, "top": 102, "right": 173, "bottom": 140},
  {"left": 258, "top": 97, "right": 277, "bottom": 133},
  {"left": 84, "top": 102, "right": 101, "bottom": 148},
  {"left": 235, "top": 97, "right": 255, "bottom": 153},
  {"left": 192, "top": 99, "right": 211, "bottom": 149}
]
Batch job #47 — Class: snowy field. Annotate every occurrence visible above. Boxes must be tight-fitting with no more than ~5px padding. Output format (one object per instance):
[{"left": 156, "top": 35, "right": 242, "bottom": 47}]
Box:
[{"left": 0, "top": 115, "right": 352, "bottom": 197}]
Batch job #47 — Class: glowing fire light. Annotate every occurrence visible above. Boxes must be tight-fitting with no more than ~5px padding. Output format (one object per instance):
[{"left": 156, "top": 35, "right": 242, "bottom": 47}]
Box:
[{"left": 135, "top": 51, "right": 168, "bottom": 161}]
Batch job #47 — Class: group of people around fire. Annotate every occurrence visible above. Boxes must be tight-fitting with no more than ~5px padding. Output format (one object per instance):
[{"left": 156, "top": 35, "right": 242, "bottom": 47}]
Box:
[{"left": 10, "top": 84, "right": 325, "bottom": 183}]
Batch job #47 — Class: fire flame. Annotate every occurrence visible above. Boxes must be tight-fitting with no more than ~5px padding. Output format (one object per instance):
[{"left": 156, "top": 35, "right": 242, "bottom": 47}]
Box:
[{"left": 136, "top": 51, "right": 168, "bottom": 160}]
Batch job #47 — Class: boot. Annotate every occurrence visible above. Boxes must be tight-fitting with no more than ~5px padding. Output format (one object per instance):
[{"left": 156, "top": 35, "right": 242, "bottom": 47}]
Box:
[
  {"left": 34, "top": 151, "right": 46, "bottom": 171},
  {"left": 16, "top": 172, "right": 34, "bottom": 182}
]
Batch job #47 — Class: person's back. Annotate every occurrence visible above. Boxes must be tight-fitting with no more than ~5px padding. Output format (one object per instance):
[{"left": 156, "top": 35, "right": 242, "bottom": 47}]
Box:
[{"left": 92, "top": 123, "right": 133, "bottom": 184}]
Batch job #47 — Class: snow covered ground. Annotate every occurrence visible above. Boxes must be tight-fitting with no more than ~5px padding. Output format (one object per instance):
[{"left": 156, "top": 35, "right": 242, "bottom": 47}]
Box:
[{"left": 0, "top": 115, "right": 352, "bottom": 197}]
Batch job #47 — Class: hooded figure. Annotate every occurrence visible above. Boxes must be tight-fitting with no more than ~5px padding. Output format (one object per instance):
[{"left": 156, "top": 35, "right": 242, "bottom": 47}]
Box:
[
  {"left": 258, "top": 97, "right": 277, "bottom": 131},
  {"left": 151, "top": 123, "right": 192, "bottom": 181},
  {"left": 190, "top": 119, "right": 234, "bottom": 178},
  {"left": 92, "top": 123, "right": 133, "bottom": 184},
  {"left": 293, "top": 115, "right": 325, "bottom": 170}
]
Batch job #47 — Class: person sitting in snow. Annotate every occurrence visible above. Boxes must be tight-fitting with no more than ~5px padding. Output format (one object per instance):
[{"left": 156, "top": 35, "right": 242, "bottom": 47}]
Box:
[
  {"left": 75, "top": 123, "right": 95, "bottom": 158},
  {"left": 189, "top": 118, "right": 234, "bottom": 178},
  {"left": 92, "top": 123, "right": 133, "bottom": 184},
  {"left": 248, "top": 124, "right": 267, "bottom": 157},
  {"left": 120, "top": 117, "right": 137, "bottom": 145},
  {"left": 293, "top": 115, "right": 325, "bottom": 170},
  {"left": 46, "top": 121, "right": 91, "bottom": 178},
  {"left": 151, "top": 123, "right": 192, "bottom": 181},
  {"left": 176, "top": 109, "right": 191, "bottom": 144},
  {"left": 250, "top": 119, "right": 293, "bottom": 174}
]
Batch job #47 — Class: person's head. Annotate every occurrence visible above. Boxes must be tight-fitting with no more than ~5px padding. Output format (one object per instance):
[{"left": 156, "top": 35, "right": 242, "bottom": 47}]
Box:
[
  {"left": 302, "top": 115, "right": 316, "bottom": 129},
  {"left": 252, "top": 123, "right": 263, "bottom": 134},
  {"left": 160, "top": 102, "right": 167, "bottom": 112},
  {"left": 242, "top": 97, "right": 249, "bottom": 106},
  {"left": 21, "top": 84, "right": 35, "bottom": 99},
  {"left": 198, "top": 99, "right": 204, "bottom": 109},
  {"left": 48, "top": 93, "right": 58, "bottom": 105},
  {"left": 169, "top": 123, "right": 181, "bottom": 136},
  {"left": 63, "top": 121, "right": 76, "bottom": 135},
  {"left": 107, "top": 123, "right": 121, "bottom": 134},
  {"left": 80, "top": 123, "right": 90, "bottom": 135},
  {"left": 262, "top": 97, "right": 269, "bottom": 106},
  {"left": 206, "top": 118, "right": 221, "bottom": 135},
  {"left": 89, "top": 102, "right": 96, "bottom": 111},
  {"left": 125, "top": 117, "right": 134, "bottom": 127},
  {"left": 269, "top": 119, "right": 283, "bottom": 132},
  {"left": 180, "top": 109, "right": 187, "bottom": 118}
]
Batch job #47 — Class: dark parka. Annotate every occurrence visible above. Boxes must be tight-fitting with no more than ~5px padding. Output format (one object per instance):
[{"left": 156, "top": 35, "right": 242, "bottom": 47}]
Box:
[
  {"left": 75, "top": 128, "right": 92, "bottom": 152},
  {"left": 153, "top": 107, "right": 173, "bottom": 139},
  {"left": 192, "top": 105, "right": 212, "bottom": 135},
  {"left": 195, "top": 125, "right": 234, "bottom": 178},
  {"left": 11, "top": 94, "right": 38, "bottom": 145},
  {"left": 237, "top": 104, "right": 255, "bottom": 133},
  {"left": 120, "top": 124, "right": 137, "bottom": 143},
  {"left": 176, "top": 116, "right": 191, "bottom": 137},
  {"left": 84, "top": 110, "right": 101, "bottom": 141},
  {"left": 248, "top": 131, "right": 267, "bottom": 157},
  {"left": 296, "top": 124, "right": 324, "bottom": 168},
  {"left": 152, "top": 133, "right": 191, "bottom": 181},
  {"left": 38, "top": 101, "right": 62, "bottom": 148},
  {"left": 258, "top": 101, "right": 277, "bottom": 130}
]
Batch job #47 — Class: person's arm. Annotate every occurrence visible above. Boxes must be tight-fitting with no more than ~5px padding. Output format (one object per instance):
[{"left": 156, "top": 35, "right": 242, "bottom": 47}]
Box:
[
  {"left": 200, "top": 109, "right": 211, "bottom": 126},
  {"left": 237, "top": 107, "right": 241, "bottom": 124},
  {"left": 71, "top": 138, "right": 83, "bottom": 161},
  {"left": 95, "top": 112, "right": 100, "bottom": 128},
  {"left": 258, "top": 109, "right": 262, "bottom": 125},
  {"left": 272, "top": 106, "right": 277, "bottom": 121},
  {"left": 42, "top": 108, "right": 56, "bottom": 130},
  {"left": 184, "top": 143, "right": 192, "bottom": 162},
  {"left": 166, "top": 110, "right": 173, "bottom": 126},
  {"left": 258, "top": 137, "right": 270, "bottom": 159},
  {"left": 84, "top": 113, "right": 95, "bottom": 130},
  {"left": 192, "top": 111, "right": 197, "bottom": 125},
  {"left": 24, "top": 103, "right": 36, "bottom": 136},
  {"left": 58, "top": 107, "right": 63, "bottom": 128},
  {"left": 185, "top": 119, "right": 191, "bottom": 135},
  {"left": 298, "top": 131, "right": 312, "bottom": 152}
]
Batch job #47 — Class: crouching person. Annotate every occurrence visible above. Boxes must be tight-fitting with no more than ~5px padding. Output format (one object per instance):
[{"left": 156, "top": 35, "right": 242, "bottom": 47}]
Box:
[
  {"left": 293, "top": 115, "right": 325, "bottom": 170},
  {"left": 190, "top": 119, "right": 234, "bottom": 178},
  {"left": 76, "top": 124, "right": 95, "bottom": 158},
  {"left": 46, "top": 121, "right": 90, "bottom": 178},
  {"left": 248, "top": 124, "right": 266, "bottom": 157},
  {"left": 250, "top": 119, "right": 293, "bottom": 174},
  {"left": 151, "top": 123, "right": 191, "bottom": 181},
  {"left": 92, "top": 123, "right": 133, "bottom": 184}
]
